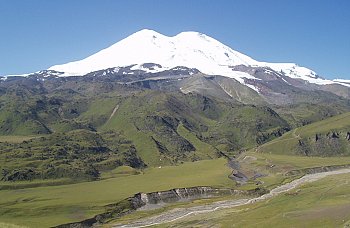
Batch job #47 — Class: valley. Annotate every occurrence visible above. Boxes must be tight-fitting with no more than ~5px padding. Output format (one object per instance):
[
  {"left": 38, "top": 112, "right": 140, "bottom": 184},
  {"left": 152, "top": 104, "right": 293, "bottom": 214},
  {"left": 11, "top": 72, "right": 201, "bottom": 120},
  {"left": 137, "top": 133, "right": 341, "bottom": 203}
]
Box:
[
  {"left": 1, "top": 29, "right": 350, "bottom": 228},
  {"left": 141, "top": 172, "right": 350, "bottom": 228},
  {"left": 114, "top": 168, "right": 350, "bottom": 227},
  {"left": 0, "top": 158, "right": 232, "bottom": 227},
  {"left": 3, "top": 147, "right": 350, "bottom": 227}
]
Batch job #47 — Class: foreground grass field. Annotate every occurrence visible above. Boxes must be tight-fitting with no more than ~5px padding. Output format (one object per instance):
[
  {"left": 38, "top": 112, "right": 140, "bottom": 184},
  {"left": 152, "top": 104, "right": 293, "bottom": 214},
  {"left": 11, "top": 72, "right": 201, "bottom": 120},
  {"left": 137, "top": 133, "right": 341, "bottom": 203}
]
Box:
[
  {"left": 161, "top": 172, "right": 350, "bottom": 227},
  {"left": 106, "top": 151, "right": 350, "bottom": 227},
  {"left": 0, "top": 158, "right": 232, "bottom": 227},
  {"left": 3, "top": 152, "right": 350, "bottom": 227},
  {"left": 0, "top": 223, "right": 28, "bottom": 228}
]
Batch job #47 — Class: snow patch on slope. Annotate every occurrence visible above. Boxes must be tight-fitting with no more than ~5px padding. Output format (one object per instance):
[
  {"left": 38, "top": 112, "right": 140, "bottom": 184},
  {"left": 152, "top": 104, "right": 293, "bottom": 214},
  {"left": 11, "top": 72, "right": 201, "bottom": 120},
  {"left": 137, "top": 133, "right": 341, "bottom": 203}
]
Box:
[
  {"left": 226, "top": 71, "right": 261, "bottom": 92},
  {"left": 5, "top": 73, "right": 31, "bottom": 77},
  {"left": 331, "top": 79, "right": 350, "bottom": 87},
  {"left": 262, "top": 63, "right": 317, "bottom": 79},
  {"left": 334, "top": 79, "right": 350, "bottom": 83}
]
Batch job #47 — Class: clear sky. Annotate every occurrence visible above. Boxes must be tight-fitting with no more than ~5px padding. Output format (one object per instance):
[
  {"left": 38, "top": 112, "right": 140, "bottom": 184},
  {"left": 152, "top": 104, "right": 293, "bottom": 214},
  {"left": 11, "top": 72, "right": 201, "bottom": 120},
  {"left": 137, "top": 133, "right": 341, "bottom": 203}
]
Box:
[{"left": 1, "top": 0, "right": 349, "bottom": 79}]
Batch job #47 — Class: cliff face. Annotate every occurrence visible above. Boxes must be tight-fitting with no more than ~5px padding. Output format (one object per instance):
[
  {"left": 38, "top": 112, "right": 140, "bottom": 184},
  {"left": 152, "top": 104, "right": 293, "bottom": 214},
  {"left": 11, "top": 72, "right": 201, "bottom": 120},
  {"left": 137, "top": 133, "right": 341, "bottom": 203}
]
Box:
[
  {"left": 56, "top": 186, "right": 241, "bottom": 228},
  {"left": 137, "top": 187, "right": 239, "bottom": 209},
  {"left": 297, "top": 131, "right": 350, "bottom": 156}
]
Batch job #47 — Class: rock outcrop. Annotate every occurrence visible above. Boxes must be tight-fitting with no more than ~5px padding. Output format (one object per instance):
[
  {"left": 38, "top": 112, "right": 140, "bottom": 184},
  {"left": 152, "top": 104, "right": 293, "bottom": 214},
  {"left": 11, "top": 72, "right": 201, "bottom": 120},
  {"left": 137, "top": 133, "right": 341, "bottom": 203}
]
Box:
[{"left": 55, "top": 186, "right": 241, "bottom": 228}]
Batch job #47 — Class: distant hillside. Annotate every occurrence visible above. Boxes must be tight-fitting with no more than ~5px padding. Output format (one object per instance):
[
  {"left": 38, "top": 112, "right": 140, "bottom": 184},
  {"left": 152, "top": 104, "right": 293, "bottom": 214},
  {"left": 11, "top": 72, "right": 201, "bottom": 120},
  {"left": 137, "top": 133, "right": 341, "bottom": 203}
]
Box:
[
  {"left": 259, "top": 112, "right": 350, "bottom": 156},
  {"left": 0, "top": 77, "right": 293, "bottom": 182},
  {"left": 1, "top": 62, "right": 350, "bottom": 182}
]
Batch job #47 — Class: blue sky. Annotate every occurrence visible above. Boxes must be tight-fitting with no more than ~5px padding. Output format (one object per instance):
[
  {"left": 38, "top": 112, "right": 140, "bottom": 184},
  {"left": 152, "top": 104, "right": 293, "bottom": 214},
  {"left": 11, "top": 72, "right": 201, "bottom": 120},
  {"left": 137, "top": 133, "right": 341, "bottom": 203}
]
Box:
[{"left": 1, "top": 0, "right": 349, "bottom": 79}]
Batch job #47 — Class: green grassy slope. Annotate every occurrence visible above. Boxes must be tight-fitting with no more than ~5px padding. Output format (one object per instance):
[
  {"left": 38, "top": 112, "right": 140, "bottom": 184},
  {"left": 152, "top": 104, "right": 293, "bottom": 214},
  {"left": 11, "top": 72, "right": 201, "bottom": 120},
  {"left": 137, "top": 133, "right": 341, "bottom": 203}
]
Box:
[
  {"left": 3, "top": 111, "right": 350, "bottom": 227},
  {"left": 82, "top": 91, "right": 290, "bottom": 166},
  {"left": 0, "top": 158, "right": 232, "bottom": 228},
  {"left": 176, "top": 123, "right": 218, "bottom": 159},
  {"left": 0, "top": 85, "right": 291, "bottom": 182},
  {"left": 0, "top": 130, "right": 145, "bottom": 182},
  {"left": 274, "top": 102, "right": 350, "bottom": 128},
  {"left": 259, "top": 111, "right": 350, "bottom": 156},
  {"left": 295, "top": 111, "right": 350, "bottom": 136}
]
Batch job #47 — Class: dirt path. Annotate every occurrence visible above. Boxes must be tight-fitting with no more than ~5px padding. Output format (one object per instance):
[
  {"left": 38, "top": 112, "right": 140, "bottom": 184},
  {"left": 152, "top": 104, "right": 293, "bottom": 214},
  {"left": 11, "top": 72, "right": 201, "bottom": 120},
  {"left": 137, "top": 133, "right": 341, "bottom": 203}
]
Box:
[
  {"left": 108, "top": 105, "right": 119, "bottom": 122},
  {"left": 113, "top": 168, "right": 350, "bottom": 228}
]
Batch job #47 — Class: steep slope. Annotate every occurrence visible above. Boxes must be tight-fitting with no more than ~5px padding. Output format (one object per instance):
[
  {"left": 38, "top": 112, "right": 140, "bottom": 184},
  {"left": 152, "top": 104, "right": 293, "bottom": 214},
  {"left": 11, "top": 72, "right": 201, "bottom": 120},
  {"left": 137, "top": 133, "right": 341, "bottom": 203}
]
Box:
[
  {"left": 0, "top": 74, "right": 292, "bottom": 182},
  {"left": 259, "top": 111, "right": 350, "bottom": 156},
  {"left": 80, "top": 90, "right": 290, "bottom": 166},
  {"left": 0, "top": 130, "right": 145, "bottom": 182}
]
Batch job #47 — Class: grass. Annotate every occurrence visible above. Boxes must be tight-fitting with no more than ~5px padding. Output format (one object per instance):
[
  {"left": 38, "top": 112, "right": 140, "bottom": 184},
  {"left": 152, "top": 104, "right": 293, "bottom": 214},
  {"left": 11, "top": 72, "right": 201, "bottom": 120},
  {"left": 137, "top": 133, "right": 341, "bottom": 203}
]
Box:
[
  {"left": 100, "top": 95, "right": 165, "bottom": 167},
  {"left": 0, "top": 130, "right": 144, "bottom": 182},
  {"left": 106, "top": 151, "right": 350, "bottom": 227},
  {"left": 0, "top": 223, "right": 28, "bottom": 228},
  {"left": 274, "top": 102, "right": 350, "bottom": 128},
  {"left": 162, "top": 172, "right": 350, "bottom": 227},
  {"left": 176, "top": 123, "right": 218, "bottom": 159},
  {"left": 0, "top": 135, "right": 44, "bottom": 143},
  {"left": 0, "top": 158, "right": 232, "bottom": 227},
  {"left": 2, "top": 138, "right": 350, "bottom": 227},
  {"left": 0, "top": 178, "right": 74, "bottom": 190},
  {"left": 88, "top": 91, "right": 290, "bottom": 166},
  {"left": 295, "top": 111, "right": 350, "bottom": 137},
  {"left": 6, "top": 147, "right": 350, "bottom": 227},
  {"left": 251, "top": 152, "right": 350, "bottom": 170},
  {"left": 99, "top": 166, "right": 140, "bottom": 179},
  {"left": 258, "top": 111, "right": 350, "bottom": 155},
  {"left": 2, "top": 110, "right": 350, "bottom": 227},
  {"left": 235, "top": 151, "right": 350, "bottom": 190}
]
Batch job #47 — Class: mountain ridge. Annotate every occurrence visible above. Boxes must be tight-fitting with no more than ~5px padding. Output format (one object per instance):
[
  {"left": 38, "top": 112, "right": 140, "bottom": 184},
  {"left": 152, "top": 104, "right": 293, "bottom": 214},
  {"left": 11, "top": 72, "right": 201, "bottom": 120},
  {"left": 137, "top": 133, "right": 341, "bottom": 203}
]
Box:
[{"left": 45, "top": 29, "right": 346, "bottom": 88}]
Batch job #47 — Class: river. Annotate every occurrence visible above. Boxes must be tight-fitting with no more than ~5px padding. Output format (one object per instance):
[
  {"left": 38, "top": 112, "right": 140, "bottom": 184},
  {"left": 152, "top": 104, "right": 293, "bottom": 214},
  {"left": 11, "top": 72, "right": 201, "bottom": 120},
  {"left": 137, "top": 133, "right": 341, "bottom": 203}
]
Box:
[{"left": 114, "top": 168, "right": 350, "bottom": 227}]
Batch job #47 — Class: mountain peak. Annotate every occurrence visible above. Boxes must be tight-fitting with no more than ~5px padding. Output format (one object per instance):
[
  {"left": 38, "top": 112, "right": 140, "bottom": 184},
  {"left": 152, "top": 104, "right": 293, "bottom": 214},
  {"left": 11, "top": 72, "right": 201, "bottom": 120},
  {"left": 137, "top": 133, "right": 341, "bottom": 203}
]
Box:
[
  {"left": 130, "top": 28, "right": 165, "bottom": 38},
  {"left": 135, "top": 29, "right": 206, "bottom": 39},
  {"left": 48, "top": 29, "right": 320, "bottom": 85},
  {"left": 48, "top": 29, "right": 257, "bottom": 77}
]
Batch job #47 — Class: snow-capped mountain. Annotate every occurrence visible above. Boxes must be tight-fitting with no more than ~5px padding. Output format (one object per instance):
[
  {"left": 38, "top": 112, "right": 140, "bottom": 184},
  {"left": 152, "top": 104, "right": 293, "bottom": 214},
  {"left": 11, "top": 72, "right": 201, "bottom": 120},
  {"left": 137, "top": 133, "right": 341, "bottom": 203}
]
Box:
[
  {"left": 1, "top": 28, "right": 343, "bottom": 93},
  {"left": 49, "top": 29, "right": 258, "bottom": 76},
  {"left": 48, "top": 29, "right": 333, "bottom": 85},
  {"left": 2, "top": 29, "right": 350, "bottom": 106}
]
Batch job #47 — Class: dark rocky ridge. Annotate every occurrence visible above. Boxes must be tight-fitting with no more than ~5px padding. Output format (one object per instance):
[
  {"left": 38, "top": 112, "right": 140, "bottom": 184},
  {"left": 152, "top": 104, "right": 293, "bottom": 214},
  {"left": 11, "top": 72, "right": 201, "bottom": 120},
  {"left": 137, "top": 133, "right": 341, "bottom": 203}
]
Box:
[
  {"left": 5, "top": 63, "right": 350, "bottom": 104},
  {"left": 296, "top": 130, "right": 350, "bottom": 156}
]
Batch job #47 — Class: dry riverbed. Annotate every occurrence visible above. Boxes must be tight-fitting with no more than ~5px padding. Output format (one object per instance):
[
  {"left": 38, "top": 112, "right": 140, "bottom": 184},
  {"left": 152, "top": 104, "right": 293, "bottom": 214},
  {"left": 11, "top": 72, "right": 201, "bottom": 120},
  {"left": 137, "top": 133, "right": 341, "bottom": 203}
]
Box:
[{"left": 114, "top": 168, "right": 350, "bottom": 228}]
